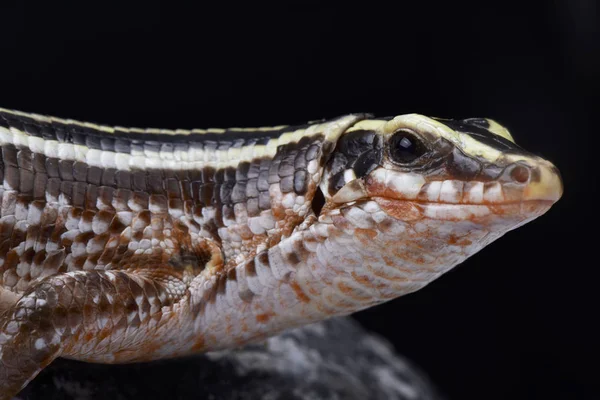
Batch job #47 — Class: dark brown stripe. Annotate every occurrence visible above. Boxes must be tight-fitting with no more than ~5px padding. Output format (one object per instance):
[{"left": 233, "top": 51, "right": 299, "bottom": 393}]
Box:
[
  {"left": 0, "top": 109, "right": 324, "bottom": 154},
  {"left": 1, "top": 135, "right": 324, "bottom": 214},
  {"left": 433, "top": 117, "right": 530, "bottom": 156}
]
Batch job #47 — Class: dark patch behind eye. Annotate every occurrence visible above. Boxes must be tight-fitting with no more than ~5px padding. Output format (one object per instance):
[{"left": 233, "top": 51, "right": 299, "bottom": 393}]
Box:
[
  {"left": 435, "top": 118, "right": 530, "bottom": 156},
  {"left": 326, "top": 130, "right": 383, "bottom": 195}
]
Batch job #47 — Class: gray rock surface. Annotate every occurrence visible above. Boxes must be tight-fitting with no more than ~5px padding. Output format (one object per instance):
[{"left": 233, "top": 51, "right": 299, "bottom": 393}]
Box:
[{"left": 16, "top": 317, "right": 442, "bottom": 400}]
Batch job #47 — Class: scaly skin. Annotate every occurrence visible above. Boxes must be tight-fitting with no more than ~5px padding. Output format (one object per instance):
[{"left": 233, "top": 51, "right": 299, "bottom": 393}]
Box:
[{"left": 0, "top": 109, "right": 562, "bottom": 398}]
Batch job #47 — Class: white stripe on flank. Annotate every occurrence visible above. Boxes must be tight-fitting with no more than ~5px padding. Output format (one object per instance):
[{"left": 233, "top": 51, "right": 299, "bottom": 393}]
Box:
[
  {"left": 0, "top": 122, "right": 330, "bottom": 171},
  {"left": 0, "top": 113, "right": 365, "bottom": 170}
]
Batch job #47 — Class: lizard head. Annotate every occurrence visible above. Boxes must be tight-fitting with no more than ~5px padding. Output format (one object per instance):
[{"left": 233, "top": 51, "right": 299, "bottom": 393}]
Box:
[{"left": 317, "top": 114, "right": 562, "bottom": 287}]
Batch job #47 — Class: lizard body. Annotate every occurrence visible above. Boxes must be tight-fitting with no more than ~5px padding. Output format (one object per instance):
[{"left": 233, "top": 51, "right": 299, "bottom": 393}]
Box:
[{"left": 0, "top": 108, "right": 562, "bottom": 398}]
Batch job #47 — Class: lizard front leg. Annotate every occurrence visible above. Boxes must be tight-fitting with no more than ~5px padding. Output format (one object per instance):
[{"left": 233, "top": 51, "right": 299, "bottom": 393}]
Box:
[{"left": 0, "top": 268, "right": 197, "bottom": 400}]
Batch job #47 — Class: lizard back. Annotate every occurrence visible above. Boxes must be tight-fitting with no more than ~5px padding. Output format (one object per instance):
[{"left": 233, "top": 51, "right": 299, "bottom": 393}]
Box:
[{"left": 0, "top": 108, "right": 364, "bottom": 294}]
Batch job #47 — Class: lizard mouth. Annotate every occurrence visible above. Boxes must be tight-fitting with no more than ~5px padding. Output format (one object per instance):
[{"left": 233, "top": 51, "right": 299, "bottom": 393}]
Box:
[
  {"left": 330, "top": 160, "right": 562, "bottom": 219},
  {"left": 373, "top": 197, "right": 555, "bottom": 222}
]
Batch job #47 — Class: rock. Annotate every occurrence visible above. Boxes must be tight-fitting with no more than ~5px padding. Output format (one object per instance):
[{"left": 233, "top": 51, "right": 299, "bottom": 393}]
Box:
[{"left": 16, "top": 318, "right": 442, "bottom": 400}]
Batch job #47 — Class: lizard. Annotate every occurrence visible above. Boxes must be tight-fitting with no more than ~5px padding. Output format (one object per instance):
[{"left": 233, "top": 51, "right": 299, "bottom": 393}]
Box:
[{"left": 0, "top": 108, "right": 562, "bottom": 398}]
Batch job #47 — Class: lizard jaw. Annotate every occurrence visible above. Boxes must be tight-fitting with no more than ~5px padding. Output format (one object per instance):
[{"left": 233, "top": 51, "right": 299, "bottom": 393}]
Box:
[
  {"left": 372, "top": 198, "right": 554, "bottom": 223},
  {"left": 331, "top": 159, "right": 562, "bottom": 211}
]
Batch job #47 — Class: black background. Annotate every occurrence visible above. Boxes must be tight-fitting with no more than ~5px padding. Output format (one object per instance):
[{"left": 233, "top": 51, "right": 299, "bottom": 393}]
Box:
[{"left": 0, "top": 1, "right": 597, "bottom": 399}]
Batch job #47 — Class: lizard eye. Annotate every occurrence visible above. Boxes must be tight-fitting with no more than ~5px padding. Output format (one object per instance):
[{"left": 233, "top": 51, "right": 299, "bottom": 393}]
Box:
[{"left": 388, "top": 129, "right": 428, "bottom": 164}]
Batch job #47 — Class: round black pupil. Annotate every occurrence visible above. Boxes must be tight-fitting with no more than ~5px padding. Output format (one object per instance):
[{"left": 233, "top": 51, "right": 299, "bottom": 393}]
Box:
[{"left": 391, "top": 132, "right": 425, "bottom": 163}]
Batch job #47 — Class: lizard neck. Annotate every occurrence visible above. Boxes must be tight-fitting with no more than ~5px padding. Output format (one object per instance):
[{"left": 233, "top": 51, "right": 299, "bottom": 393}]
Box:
[{"left": 188, "top": 198, "right": 526, "bottom": 351}]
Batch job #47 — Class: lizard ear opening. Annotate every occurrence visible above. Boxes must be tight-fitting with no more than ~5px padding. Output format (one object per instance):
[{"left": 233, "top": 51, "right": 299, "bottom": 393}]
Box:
[{"left": 311, "top": 187, "right": 325, "bottom": 217}]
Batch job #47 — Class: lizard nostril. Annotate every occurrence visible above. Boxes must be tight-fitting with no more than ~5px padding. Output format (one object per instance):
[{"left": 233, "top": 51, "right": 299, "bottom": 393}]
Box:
[{"left": 509, "top": 164, "right": 530, "bottom": 184}]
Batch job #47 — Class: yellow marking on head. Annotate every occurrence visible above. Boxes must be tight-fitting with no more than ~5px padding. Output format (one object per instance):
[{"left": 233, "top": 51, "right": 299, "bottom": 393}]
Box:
[
  {"left": 344, "top": 119, "right": 387, "bottom": 133},
  {"left": 381, "top": 114, "right": 511, "bottom": 163},
  {"left": 322, "top": 114, "right": 368, "bottom": 143},
  {"left": 486, "top": 119, "right": 514, "bottom": 142}
]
